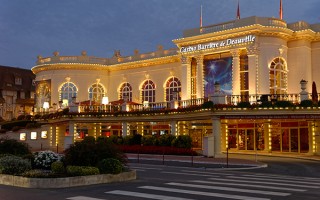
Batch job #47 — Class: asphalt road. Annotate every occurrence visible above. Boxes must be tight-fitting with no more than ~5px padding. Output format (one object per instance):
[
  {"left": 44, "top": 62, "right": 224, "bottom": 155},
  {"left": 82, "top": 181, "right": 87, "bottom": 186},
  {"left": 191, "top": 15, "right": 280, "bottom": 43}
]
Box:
[{"left": 1, "top": 156, "right": 320, "bottom": 200}]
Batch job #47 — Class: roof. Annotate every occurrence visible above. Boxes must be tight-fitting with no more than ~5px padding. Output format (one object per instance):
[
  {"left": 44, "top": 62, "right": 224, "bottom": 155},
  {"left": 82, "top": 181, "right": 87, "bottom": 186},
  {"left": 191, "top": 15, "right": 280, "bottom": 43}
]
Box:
[{"left": 0, "top": 65, "right": 35, "bottom": 92}]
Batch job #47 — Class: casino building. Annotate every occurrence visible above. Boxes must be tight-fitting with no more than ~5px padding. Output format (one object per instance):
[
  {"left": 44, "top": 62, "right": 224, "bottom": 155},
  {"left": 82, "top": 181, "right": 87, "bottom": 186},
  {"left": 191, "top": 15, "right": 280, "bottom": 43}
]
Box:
[{"left": 28, "top": 15, "right": 320, "bottom": 156}]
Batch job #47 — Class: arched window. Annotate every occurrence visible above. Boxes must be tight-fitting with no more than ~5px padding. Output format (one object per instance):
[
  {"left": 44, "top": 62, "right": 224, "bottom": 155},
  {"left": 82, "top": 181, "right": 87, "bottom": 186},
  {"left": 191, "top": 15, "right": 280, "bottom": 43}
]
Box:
[
  {"left": 165, "top": 77, "right": 181, "bottom": 101},
  {"left": 269, "top": 57, "right": 287, "bottom": 94},
  {"left": 59, "top": 82, "right": 78, "bottom": 104},
  {"left": 119, "top": 82, "right": 132, "bottom": 101},
  {"left": 88, "top": 83, "right": 105, "bottom": 103},
  {"left": 141, "top": 79, "right": 155, "bottom": 103}
]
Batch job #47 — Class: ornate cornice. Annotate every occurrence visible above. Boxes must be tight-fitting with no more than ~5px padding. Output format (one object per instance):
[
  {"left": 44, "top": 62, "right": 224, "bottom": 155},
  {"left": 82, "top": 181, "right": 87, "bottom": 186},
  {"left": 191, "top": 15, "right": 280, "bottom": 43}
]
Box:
[{"left": 32, "top": 55, "right": 180, "bottom": 74}]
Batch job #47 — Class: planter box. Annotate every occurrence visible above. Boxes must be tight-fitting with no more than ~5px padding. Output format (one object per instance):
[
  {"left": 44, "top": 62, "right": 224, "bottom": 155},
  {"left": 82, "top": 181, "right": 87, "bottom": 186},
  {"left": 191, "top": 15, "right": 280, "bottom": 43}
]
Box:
[{"left": 0, "top": 170, "right": 136, "bottom": 188}]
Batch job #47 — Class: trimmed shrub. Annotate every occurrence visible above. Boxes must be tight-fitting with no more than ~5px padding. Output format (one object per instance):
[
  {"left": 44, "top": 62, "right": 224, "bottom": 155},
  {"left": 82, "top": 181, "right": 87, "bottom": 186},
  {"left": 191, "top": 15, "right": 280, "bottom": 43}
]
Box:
[
  {"left": 33, "top": 150, "right": 61, "bottom": 170},
  {"left": 98, "top": 158, "right": 123, "bottom": 174},
  {"left": 64, "top": 136, "right": 127, "bottom": 167},
  {"left": 158, "top": 134, "right": 176, "bottom": 147},
  {"left": 51, "top": 161, "right": 65, "bottom": 174},
  {"left": 300, "top": 99, "right": 315, "bottom": 107},
  {"left": 172, "top": 135, "right": 192, "bottom": 149},
  {"left": 22, "top": 169, "right": 57, "bottom": 178},
  {"left": 202, "top": 101, "right": 214, "bottom": 109},
  {"left": 237, "top": 101, "right": 251, "bottom": 108},
  {"left": 0, "top": 155, "right": 31, "bottom": 175},
  {"left": 0, "top": 138, "right": 31, "bottom": 156},
  {"left": 123, "top": 134, "right": 142, "bottom": 145},
  {"left": 141, "top": 135, "right": 158, "bottom": 146},
  {"left": 274, "top": 100, "right": 294, "bottom": 108},
  {"left": 66, "top": 166, "right": 99, "bottom": 176}
]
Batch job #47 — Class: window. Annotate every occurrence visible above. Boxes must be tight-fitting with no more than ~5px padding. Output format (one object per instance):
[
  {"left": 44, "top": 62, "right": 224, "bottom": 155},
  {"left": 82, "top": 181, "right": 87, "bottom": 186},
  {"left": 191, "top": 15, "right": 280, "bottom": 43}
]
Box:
[
  {"left": 165, "top": 77, "right": 181, "bottom": 101},
  {"left": 15, "top": 77, "right": 22, "bottom": 85},
  {"left": 88, "top": 83, "right": 105, "bottom": 103},
  {"left": 31, "top": 132, "right": 37, "bottom": 140},
  {"left": 59, "top": 82, "right": 78, "bottom": 104},
  {"left": 119, "top": 82, "right": 132, "bottom": 101},
  {"left": 41, "top": 131, "right": 48, "bottom": 139},
  {"left": 269, "top": 57, "right": 287, "bottom": 94},
  {"left": 20, "top": 133, "right": 26, "bottom": 141},
  {"left": 141, "top": 80, "right": 155, "bottom": 103},
  {"left": 240, "top": 54, "right": 249, "bottom": 97}
]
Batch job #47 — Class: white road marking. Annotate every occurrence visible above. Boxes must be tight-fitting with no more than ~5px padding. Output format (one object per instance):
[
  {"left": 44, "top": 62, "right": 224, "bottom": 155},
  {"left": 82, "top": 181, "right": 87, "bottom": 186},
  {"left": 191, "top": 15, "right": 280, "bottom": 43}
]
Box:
[
  {"left": 181, "top": 170, "right": 233, "bottom": 176},
  {"left": 191, "top": 180, "right": 306, "bottom": 192},
  {"left": 66, "top": 196, "right": 105, "bottom": 200},
  {"left": 161, "top": 171, "right": 219, "bottom": 177},
  {"left": 166, "top": 182, "right": 290, "bottom": 196},
  {"left": 209, "top": 177, "right": 319, "bottom": 189},
  {"left": 242, "top": 174, "right": 320, "bottom": 184},
  {"left": 227, "top": 176, "right": 320, "bottom": 188},
  {"left": 139, "top": 186, "right": 270, "bottom": 200},
  {"left": 105, "top": 190, "right": 195, "bottom": 200}
]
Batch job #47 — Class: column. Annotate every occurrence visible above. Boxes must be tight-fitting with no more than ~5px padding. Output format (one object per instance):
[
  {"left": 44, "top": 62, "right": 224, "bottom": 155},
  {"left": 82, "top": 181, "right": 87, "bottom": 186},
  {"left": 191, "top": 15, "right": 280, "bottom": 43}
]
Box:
[
  {"left": 308, "top": 121, "right": 315, "bottom": 154},
  {"left": 65, "top": 122, "right": 75, "bottom": 150},
  {"left": 170, "top": 121, "right": 177, "bottom": 136},
  {"left": 212, "top": 117, "right": 222, "bottom": 157},
  {"left": 231, "top": 49, "right": 240, "bottom": 96},
  {"left": 196, "top": 55, "right": 204, "bottom": 98},
  {"left": 122, "top": 122, "right": 128, "bottom": 137},
  {"left": 181, "top": 56, "right": 191, "bottom": 100},
  {"left": 247, "top": 44, "right": 260, "bottom": 95}
]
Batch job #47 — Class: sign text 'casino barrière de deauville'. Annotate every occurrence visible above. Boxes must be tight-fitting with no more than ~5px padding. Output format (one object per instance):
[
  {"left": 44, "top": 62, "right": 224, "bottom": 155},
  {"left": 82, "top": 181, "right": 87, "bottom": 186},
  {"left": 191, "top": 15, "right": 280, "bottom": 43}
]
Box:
[{"left": 180, "top": 35, "right": 255, "bottom": 53}]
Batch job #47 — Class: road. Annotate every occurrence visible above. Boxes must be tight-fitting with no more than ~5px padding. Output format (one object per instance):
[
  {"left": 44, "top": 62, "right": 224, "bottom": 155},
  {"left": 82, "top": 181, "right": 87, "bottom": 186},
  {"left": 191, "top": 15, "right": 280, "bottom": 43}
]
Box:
[{"left": 1, "top": 156, "right": 320, "bottom": 200}]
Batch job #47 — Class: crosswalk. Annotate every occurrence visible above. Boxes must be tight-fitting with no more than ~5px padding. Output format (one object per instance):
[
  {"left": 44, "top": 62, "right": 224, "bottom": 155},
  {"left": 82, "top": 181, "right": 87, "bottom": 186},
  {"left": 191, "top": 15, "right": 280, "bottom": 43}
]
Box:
[{"left": 67, "top": 169, "right": 320, "bottom": 200}]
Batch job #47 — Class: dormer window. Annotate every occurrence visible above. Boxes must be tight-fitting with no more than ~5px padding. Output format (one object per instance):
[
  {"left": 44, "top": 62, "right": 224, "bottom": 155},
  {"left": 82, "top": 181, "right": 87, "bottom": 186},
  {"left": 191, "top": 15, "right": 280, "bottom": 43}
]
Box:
[{"left": 15, "top": 77, "right": 22, "bottom": 85}]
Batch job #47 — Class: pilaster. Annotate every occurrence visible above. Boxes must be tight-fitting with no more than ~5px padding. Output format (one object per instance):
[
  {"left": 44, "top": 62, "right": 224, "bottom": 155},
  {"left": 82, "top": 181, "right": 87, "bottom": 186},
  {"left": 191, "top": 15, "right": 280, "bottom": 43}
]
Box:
[
  {"left": 181, "top": 56, "right": 191, "bottom": 100},
  {"left": 231, "top": 49, "right": 240, "bottom": 96},
  {"left": 247, "top": 44, "right": 260, "bottom": 95},
  {"left": 212, "top": 117, "right": 222, "bottom": 157},
  {"left": 196, "top": 55, "right": 204, "bottom": 98}
]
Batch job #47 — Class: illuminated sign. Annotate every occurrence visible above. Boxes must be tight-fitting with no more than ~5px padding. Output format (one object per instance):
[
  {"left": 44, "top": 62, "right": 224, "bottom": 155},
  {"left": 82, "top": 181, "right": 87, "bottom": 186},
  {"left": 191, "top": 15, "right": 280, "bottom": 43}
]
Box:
[{"left": 180, "top": 35, "right": 255, "bottom": 53}]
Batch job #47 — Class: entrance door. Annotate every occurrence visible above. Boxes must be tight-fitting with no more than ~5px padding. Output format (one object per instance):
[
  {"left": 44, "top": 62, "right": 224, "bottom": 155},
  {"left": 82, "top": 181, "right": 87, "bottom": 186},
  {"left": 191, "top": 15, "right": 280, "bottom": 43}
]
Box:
[
  {"left": 238, "top": 129, "right": 255, "bottom": 150},
  {"left": 290, "top": 129, "right": 298, "bottom": 152}
]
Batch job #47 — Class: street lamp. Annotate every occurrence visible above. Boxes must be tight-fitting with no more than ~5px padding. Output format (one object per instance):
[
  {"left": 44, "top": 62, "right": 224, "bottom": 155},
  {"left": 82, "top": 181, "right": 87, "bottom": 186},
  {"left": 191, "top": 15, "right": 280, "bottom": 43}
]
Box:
[{"left": 102, "top": 96, "right": 109, "bottom": 112}]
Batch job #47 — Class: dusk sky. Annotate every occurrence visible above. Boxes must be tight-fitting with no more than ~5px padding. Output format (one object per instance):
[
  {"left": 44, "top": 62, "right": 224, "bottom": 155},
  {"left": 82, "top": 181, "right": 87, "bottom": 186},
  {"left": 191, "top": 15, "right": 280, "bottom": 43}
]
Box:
[{"left": 0, "top": 0, "right": 319, "bottom": 69}]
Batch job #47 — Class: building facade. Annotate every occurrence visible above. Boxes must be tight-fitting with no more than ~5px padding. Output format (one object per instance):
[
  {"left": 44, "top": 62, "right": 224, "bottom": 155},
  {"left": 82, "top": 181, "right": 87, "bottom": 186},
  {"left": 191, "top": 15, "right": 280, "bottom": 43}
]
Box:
[
  {"left": 25, "top": 16, "right": 320, "bottom": 155},
  {"left": 0, "top": 65, "right": 35, "bottom": 121}
]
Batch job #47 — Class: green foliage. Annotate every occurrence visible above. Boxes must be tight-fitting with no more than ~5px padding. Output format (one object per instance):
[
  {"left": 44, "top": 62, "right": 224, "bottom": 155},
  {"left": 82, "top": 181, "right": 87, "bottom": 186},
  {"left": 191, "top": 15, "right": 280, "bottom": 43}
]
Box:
[
  {"left": 158, "top": 134, "right": 176, "bottom": 146},
  {"left": 171, "top": 135, "right": 192, "bottom": 148},
  {"left": 141, "top": 135, "right": 159, "bottom": 146},
  {"left": 22, "top": 169, "right": 58, "bottom": 178},
  {"left": 0, "top": 120, "right": 33, "bottom": 131},
  {"left": 0, "top": 138, "right": 31, "bottom": 156},
  {"left": 63, "top": 136, "right": 127, "bottom": 167},
  {"left": 259, "top": 101, "right": 273, "bottom": 108},
  {"left": 33, "top": 150, "right": 61, "bottom": 170},
  {"left": 0, "top": 155, "right": 31, "bottom": 175},
  {"left": 66, "top": 165, "right": 99, "bottom": 176},
  {"left": 123, "top": 134, "right": 142, "bottom": 145},
  {"left": 237, "top": 101, "right": 251, "bottom": 108},
  {"left": 51, "top": 161, "right": 65, "bottom": 174},
  {"left": 202, "top": 101, "right": 214, "bottom": 109},
  {"left": 300, "top": 99, "right": 315, "bottom": 107},
  {"left": 98, "top": 158, "right": 123, "bottom": 174},
  {"left": 274, "top": 100, "right": 294, "bottom": 108}
]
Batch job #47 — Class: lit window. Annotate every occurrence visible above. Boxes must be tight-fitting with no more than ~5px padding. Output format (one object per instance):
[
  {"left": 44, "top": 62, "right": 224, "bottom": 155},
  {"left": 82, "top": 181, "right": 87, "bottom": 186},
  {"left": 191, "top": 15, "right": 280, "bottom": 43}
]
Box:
[
  {"left": 269, "top": 57, "right": 287, "bottom": 94},
  {"left": 88, "top": 83, "right": 105, "bottom": 103},
  {"left": 31, "top": 132, "right": 37, "bottom": 140},
  {"left": 59, "top": 82, "right": 78, "bottom": 104},
  {"left": 41, "top": 131, "right": 48, "bottom": 139},
  {"left": 141, "top": 80, "right": 155, "bottom": 103},
  {"left": 165, "top": 77, "right": 181, "bottom": 101},
  {"left": 20, "top": 133, "right": 26, "bottom": 141},
  {"left": 119, "top": 82, "right": 132, "bottom": 101}
]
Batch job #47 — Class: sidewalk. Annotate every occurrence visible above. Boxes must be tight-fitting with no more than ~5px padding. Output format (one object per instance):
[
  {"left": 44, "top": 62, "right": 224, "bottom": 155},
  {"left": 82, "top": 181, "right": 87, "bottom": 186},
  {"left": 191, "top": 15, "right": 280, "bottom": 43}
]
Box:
[
  {"left": 126, "top": 153, "right": 265, "bottom": 169},
  {"left": 126, "top": 152, "right": 320, "bottom": 169}
]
